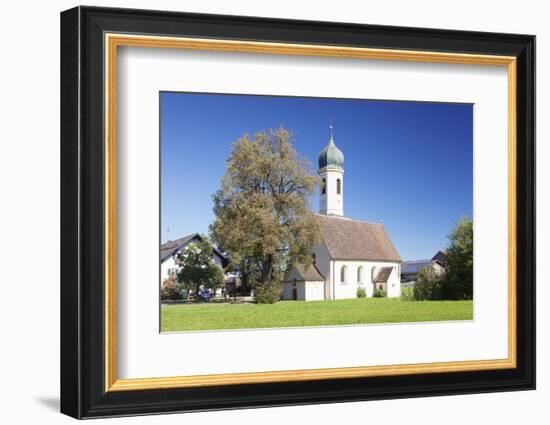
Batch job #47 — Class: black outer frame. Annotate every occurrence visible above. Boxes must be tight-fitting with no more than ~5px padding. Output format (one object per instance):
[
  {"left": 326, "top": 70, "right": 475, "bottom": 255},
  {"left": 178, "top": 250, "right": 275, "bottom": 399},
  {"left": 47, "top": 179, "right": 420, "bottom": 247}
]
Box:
[{"left": 60, "top": 5, "right": 535, "bottom": 419}]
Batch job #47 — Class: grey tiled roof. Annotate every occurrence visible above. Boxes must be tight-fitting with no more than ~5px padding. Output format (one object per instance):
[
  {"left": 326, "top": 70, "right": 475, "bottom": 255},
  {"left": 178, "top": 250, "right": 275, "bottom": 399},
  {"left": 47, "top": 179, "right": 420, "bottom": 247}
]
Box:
[
  {"left": 160, "top": 233, "right": 228, "bottom": 265},
  {"left": 160, "top": 233, "right": 199, "bottom": 262},
  {"left": 315, "top": 214, "right": 401, "bottom": 261},
  {"left": 431, "top": 250, "right": 448, "bottom": 263}
]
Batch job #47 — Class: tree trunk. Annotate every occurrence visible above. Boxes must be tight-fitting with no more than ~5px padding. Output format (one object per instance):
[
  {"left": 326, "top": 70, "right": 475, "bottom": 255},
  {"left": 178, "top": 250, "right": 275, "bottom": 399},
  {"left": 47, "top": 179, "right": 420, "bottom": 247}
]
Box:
[{"left": 261, "top": 254, "right": 274, "bottom": 286}]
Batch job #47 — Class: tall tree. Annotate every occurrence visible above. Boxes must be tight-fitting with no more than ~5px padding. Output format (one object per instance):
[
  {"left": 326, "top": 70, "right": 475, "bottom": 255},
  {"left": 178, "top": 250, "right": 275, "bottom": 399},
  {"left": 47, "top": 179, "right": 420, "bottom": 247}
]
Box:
[
  {"left": 210, "top": 127, "right": 320, "bottom": 303},
  {"left": 176, "top": 237, "right": 225, "bottom": 299},
  {"left": 441, "top": 217, "right": 473, "bottom": 300}
]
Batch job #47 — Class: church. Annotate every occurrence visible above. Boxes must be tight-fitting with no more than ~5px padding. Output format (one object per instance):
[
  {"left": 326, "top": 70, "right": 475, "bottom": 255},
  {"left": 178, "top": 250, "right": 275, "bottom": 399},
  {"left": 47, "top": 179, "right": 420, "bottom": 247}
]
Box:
[{"left": 282, "top": 126, "right": 402, "bottom": 301}]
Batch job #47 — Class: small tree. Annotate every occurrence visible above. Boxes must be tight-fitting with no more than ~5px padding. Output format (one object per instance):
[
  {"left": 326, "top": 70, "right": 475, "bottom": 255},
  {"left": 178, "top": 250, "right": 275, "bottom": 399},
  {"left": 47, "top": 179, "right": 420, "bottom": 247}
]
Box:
[
  {"left": 161, "top": 275, "right": 181, "bottom": 300},
  {"left": 441, "top": 217, "right": 473, "bottom": 300},
  {"left": 176, "top": 237, "right": 225, "bottom": 299},
  {"left": 414, "top": 266, "right": 443, "bottom": 301}
]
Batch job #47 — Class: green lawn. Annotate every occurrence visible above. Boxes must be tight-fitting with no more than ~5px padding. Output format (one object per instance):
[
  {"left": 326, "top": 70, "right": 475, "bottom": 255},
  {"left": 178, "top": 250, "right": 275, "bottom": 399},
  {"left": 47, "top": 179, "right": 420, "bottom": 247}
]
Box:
[{"left": 161, "top": 297, "right": 473, "bottom": 332}]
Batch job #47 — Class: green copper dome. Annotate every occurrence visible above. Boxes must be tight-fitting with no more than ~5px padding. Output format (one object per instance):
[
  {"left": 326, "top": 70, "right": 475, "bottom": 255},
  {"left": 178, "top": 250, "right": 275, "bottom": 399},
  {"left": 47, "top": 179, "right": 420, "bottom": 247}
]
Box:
[{"left": 318, "top": 126, "right": 344, "bottom": 170}]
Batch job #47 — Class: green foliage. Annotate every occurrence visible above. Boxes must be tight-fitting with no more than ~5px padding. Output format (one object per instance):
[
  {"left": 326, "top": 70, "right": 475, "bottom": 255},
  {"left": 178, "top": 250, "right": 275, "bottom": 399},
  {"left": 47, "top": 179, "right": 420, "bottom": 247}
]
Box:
[
  {"left": 441, "top": 217, "right": 473, "bottom": 300},
  {"left": 413, "top": 266, "right": 443, "bottom": 301},
  {"left": 373, "top": 288, "right": 386, "bottom": 298},
  {"left": 356, "top": 287, "right": 366, "bottom": 298},
  {"left": 210, "top": 127, "right": 320, "bottom": 303},
  {"left": 411, "top": 217, "right": 473, "bottom": 301},
  {"left": 400, "top": 287, "right": 415, "bottom": 301},
  {"left": 254, "top": 279, "right": 282, "bottom": 304},
  {"left": 160, "top": 275, "right": 181, "bottom": 301},
  {"left": 176, "top": 237, "right": 225, "bottom": 298}
]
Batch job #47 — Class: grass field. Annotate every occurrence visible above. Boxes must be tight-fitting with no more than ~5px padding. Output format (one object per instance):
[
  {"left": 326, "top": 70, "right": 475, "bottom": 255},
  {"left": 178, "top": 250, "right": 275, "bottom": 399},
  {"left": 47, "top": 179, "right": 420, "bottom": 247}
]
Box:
[{"left": 161, "top": 297, "right": 473, "bottom": 332}]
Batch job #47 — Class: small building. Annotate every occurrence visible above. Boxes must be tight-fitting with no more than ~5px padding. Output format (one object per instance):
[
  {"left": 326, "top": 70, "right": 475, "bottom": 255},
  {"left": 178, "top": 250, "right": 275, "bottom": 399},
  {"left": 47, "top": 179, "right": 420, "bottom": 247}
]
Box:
[
  {"left": 400, "top": 258, "right": 445, "bottom": 286},
  {"left": 373, "top": 266, "right": 399, "bottom": 295},
  {"left": 283, "top": 264, "right": 326, "bottom": 301},
  {"left": 160, "top": 233, "right": 227, "bottom": 280}
]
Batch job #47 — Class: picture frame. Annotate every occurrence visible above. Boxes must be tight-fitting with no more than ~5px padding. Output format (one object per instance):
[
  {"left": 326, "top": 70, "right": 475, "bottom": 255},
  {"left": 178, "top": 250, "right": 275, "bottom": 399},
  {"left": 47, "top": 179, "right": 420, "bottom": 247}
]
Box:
[{"left": 60, "top": 5, "right": 535, "bottom": 419}]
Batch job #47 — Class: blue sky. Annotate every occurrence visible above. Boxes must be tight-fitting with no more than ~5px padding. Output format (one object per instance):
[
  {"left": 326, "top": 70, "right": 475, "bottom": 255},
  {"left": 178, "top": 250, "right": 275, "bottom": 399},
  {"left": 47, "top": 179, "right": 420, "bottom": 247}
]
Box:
[{"left": 160, "top": 92, "right": 472, "bottom": 261}]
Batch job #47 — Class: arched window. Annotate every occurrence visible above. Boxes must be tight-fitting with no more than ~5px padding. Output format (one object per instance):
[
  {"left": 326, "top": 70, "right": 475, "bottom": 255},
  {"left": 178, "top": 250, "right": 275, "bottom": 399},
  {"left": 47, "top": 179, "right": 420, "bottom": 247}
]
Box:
[
  {"left": 321, "top": 178, "right": 326, "bottom": 195},
  {"left": 336, "top": 178, "right": 341, "bottom": 195},
  {"left": 357, "top": 266, "right": 363, "bottom": 283},
  {"left": 340, "top": 265, "right": 347, "bottom": 283}
]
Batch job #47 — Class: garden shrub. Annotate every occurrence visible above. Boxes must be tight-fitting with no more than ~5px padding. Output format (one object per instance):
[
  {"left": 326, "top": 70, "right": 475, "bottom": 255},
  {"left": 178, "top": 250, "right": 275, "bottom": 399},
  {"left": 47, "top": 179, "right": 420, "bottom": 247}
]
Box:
[
  {"left": 413, "top": 267, "right": 443, "bottom": 301},
  {"left": 255, "top": 279, "right": 282, "bottom": 304},
  {"left": 373, "top": 288, "right": 386, "bottom": 298},
  {"left": 356, "top": 287, "right": 366, "bottom": 298},
  {"left": 161, "top": 275, "right": 181, "bottom": 300}
]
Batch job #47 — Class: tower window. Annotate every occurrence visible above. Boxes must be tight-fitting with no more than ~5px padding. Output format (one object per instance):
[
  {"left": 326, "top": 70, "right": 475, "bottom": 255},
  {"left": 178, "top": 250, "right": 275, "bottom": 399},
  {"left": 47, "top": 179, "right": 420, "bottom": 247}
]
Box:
[
  {"left": 336, "top": 178, "right": 341, "bottom": 195},
  {"left": 321, "top": 178, "right": 326, "bottom": 195}
]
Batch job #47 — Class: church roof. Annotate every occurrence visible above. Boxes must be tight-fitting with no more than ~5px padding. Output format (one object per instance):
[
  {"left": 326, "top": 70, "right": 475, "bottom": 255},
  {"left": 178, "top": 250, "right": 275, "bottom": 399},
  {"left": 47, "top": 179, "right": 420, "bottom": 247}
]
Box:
[
  {"left": 315, "top": 214, "right": 401, "bottom": 262},
  {"left": 373, "top": 267, "right": 394, "bottom": 283},
  {"left": 284, "top": 264, "right": 325, "bottom": 282}
]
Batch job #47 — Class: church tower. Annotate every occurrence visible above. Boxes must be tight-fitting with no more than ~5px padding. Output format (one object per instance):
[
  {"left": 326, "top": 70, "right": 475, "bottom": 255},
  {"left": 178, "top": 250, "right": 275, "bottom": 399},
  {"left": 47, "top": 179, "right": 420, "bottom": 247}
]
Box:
[{"left": 318, "top": 125, "right": 344, "bottom": 216}]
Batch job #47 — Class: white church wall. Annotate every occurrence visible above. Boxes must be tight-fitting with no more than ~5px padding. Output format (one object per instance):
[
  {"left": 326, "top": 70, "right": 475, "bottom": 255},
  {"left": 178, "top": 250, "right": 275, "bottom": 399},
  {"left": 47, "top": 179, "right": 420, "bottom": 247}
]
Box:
[
  {"left": 330, "top": 260, "right": 401, "bottom": 300},
  {"left": 312, "top": 243, "right": 331, "bottom": 299},
  {"left": 385, "top": 267, "right": 401, "bottom": 298},
  {"left": 304, "top": 281, "right": 325, "bottom": 301},
  {"left": 282, "top": 281, "right": 307, "bottom": 300},
  {"left": 281, "top": 281, "right": 293, "bottom": 300}
]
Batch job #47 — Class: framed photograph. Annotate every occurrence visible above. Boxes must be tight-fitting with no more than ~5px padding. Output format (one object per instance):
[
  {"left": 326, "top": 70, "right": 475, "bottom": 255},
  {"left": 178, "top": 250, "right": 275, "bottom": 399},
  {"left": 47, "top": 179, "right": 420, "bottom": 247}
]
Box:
[{"left": 60, "top": 6, "right": 535, "bottom": 419}]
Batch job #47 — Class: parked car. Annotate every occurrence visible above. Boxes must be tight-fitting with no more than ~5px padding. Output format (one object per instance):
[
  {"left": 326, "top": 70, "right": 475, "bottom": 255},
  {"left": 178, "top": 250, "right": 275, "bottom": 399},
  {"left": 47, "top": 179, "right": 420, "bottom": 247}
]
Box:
[{"left": 197, "top": 289, "right": 210, "bottom": 301}]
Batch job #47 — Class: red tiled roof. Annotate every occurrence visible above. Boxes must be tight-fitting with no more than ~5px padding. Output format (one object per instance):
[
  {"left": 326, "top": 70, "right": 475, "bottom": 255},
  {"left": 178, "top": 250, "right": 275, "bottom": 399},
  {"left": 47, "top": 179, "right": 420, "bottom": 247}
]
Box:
[{"left": 315, "top": 214, "right": 400, "bottom": 262}]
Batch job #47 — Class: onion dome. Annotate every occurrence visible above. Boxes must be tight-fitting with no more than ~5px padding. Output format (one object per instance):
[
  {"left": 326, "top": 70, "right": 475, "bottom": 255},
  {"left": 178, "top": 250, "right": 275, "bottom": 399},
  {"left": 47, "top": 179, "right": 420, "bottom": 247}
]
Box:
[{"left": 318, "top": 125, "right": 344, "bottom": 170}]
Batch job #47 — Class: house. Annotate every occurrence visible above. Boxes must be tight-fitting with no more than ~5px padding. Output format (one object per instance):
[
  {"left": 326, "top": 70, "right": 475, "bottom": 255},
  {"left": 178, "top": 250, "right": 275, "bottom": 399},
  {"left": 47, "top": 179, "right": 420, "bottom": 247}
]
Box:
[
  {"left": 282, "top": 126, "right": 401, "bottom": 301},
  {"left": 160, "top": 233, "right": 227, "bottom": 281},
  {"left": 431, "top": 250, "right": 448, "bottom": 265},
  {"left": 400, "top": 256, "right": 446, "bottom": 286}
]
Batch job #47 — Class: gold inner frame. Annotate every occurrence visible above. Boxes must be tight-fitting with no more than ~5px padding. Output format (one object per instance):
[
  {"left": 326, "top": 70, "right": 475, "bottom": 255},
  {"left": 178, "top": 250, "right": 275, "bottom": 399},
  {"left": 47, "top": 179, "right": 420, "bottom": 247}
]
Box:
[{"left": 104, "top": 33, "right": 517, "bottom": 392}]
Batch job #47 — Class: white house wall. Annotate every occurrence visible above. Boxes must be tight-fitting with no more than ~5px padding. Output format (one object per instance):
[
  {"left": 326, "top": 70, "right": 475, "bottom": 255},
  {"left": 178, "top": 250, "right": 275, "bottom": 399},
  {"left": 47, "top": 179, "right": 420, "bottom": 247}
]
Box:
[
  {"left": 160, "top": 249, "right": 225, "bottom": 284},
  {"left": 160, "top": 256, "right": 178, "bottom": 281}
]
